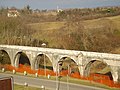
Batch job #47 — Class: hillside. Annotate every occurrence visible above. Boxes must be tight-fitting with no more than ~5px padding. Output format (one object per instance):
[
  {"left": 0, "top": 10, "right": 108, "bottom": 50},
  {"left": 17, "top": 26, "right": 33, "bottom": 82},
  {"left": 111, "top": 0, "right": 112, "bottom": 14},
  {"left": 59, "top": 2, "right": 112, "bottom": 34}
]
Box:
[
  {"left": 28, "top": 15, "right": 120, "bottom": 53},
  {"left": 0, "top": 6, "right": 120, "bottom": 54}
]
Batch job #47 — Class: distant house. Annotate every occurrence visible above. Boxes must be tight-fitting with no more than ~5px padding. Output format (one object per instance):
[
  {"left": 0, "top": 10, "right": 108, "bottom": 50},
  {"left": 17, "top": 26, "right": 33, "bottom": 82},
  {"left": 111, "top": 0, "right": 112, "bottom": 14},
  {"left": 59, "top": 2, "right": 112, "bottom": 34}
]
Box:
[
  {"left": 7, "top": 7, "right": 20, "bottom": 17},
  {"left": 33, "top": 9, "right": 40, "bottom": 13},
  {"left": 57, "top": 6, "right": 63, "bottom": 13}
]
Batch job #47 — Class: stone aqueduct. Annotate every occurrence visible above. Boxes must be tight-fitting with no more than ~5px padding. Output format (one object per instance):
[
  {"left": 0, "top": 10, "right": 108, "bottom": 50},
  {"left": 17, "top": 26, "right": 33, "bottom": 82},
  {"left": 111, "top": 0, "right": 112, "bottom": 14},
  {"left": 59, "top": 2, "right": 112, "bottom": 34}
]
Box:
[{"left": 0, "top": 45, "right": 120, "bottom": 82}]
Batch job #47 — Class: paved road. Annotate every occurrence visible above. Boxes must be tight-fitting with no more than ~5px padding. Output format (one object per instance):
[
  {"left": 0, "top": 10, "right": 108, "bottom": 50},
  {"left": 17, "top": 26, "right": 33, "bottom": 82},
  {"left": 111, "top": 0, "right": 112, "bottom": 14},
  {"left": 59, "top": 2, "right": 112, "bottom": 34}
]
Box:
[{"left": 0, "top": 73, "right": 106, "bottom": 90}]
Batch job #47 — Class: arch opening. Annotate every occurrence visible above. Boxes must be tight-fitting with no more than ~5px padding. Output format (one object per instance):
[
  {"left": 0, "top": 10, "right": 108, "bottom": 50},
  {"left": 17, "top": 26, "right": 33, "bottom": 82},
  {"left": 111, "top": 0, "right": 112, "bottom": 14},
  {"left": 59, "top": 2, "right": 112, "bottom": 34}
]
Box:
[
  {"left": 58, "top": 57, "right": 80, "bottom": 77},
  {"left": 35, "top": 54, "right": 53, "bottom": 71},
  {"left": 14, "top": 52, "right": 30, "bottom": 68},
  {"left": 0, "top": 50, "right": 11, "bottom": 65},
  {"left": 84, "top": 60, "right": 113, "bottom": 80}
]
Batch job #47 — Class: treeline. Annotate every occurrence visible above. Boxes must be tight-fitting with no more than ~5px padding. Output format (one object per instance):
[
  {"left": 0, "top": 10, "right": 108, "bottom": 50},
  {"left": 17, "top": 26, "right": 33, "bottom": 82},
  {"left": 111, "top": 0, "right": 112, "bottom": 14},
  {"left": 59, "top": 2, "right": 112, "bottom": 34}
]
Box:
[
  {"left": 1, "top": 6, "right": 120, "bottom": 22},
  {"left": 0, "top": 6, "right": 57, "bottom": 23},
  {"left": 0, "top": 16, "right": 47, "bottom": 47},
  {"left": 57, "top": 6, "right": 120, "bottom": 21}
]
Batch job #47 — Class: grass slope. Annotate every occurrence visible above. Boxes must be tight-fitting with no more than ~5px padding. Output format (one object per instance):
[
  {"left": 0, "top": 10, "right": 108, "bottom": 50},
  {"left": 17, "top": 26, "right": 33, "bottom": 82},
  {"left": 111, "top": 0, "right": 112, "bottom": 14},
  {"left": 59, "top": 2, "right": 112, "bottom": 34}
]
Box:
[{"left": 29, "top": 15, "right": 120, "bottom": 51}]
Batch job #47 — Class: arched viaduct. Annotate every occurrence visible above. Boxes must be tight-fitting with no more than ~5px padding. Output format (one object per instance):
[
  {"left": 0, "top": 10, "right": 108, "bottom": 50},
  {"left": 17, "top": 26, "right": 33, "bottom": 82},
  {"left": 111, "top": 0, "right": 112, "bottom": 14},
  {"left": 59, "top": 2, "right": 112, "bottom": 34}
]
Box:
[{"left": 0, "top": 45, "right": 120, "bottom": 82}]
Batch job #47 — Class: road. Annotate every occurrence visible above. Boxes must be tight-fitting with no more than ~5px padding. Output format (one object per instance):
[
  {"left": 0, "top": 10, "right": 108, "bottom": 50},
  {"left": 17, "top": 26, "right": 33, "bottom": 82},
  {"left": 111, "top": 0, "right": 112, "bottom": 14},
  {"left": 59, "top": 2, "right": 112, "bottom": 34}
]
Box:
[{"left": 0, "top": 73, "right": 106, "bottom": 90}]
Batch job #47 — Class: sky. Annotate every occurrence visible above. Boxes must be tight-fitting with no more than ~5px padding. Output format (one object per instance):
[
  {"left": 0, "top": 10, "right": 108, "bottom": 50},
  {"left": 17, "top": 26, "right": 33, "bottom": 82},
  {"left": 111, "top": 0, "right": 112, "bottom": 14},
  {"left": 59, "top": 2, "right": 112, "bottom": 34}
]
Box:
[{"left": 0, "top": 0, "right": 120, "bottom": 10}]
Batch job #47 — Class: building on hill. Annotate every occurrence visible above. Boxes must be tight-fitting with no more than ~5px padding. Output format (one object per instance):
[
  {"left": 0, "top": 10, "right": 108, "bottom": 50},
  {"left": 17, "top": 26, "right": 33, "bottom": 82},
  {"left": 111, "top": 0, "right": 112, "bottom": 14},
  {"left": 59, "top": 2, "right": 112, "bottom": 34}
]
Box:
[
  {"left": 7, "top": 7, "right": 20, "bottom": 17},
  {"left": 57, "top": 6, "right": 63, "bottom": 13},
  {"left": 33, "top": 9, "right": 40, "bottom": 13}
]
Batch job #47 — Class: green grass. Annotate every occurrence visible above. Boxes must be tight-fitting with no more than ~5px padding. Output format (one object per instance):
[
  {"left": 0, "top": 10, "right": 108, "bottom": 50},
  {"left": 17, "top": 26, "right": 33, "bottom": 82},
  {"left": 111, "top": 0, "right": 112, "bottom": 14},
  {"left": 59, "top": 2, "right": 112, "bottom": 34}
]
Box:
[
  {"left": 14, "top": 84, "right": 41, "bottom": 90},
  {"left": 29, "top": 21, "right": 65, "bottom": 47},
  {"left": 83, "top": 15, "right": 120, "bottom": 30},
  {"left": 29, "top": 21, "right": 65, "bottom": 31}
]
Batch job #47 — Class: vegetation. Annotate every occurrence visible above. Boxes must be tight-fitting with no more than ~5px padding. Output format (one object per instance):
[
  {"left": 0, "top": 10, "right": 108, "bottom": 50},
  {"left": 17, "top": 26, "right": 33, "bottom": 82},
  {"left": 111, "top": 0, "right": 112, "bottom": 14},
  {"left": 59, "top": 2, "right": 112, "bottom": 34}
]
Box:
[
  {"left": 0, "top": 50, "right": 11, "bottom": 64},
  {"left": 0, "top": 6, "right": 120, "bottom": 80},
  {"left": 0, "top": 6, "right": 120, "bottom": 89},
  {"left": 0, "top": 6, "right": 120, "bottom": 53},
  {"left": 57, "top": 6, "right": 120, "bottom": 21}
]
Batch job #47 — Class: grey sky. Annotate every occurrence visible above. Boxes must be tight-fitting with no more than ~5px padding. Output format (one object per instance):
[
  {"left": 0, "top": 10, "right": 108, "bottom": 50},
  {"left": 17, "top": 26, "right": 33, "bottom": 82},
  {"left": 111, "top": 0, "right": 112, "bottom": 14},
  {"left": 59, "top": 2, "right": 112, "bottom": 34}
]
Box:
[{"left": 0, "top": 0, "right": 120, "bottom": 10}]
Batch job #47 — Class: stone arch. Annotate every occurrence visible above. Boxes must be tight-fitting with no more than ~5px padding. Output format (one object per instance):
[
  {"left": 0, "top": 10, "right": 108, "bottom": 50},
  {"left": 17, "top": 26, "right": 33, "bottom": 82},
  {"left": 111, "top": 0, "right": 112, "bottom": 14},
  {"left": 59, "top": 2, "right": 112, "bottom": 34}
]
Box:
[
  {"left": 0, "top": 50, "right": 11, "bottom": 65},
  {"left": 58, "top": 55, "right": 79, "bottom": 75},
  {"left": 58, "top": 55, "right": 78, "bottom": 65},
  {"left": 84, "top": 59, "right": 113, "bottom": 80},
  {"left": 34, "top": 53, "right": 53, "bottom": 71},
  {"left": 14, "top": 51, "right": 31, "bottom": 68}
]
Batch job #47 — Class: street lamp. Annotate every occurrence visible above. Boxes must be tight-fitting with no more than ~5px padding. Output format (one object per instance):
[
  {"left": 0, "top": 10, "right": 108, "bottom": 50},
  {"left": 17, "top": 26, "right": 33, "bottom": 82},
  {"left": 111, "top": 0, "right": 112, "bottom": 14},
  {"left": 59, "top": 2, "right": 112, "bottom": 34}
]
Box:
[
  {"left": 44, "top": 53, "right": 46, "bottom": 77},
  {"left": 67, "top": 64, "right": 70, "bottom": 90},
  {"left": 41, "top": 43, "right": 46, "bottom": 77},
  {"left": 56, "top": 61, "right": 63, "bottom": 90},
  {"left": 1, "top": 53, "right": 4, "bottom": 64}
]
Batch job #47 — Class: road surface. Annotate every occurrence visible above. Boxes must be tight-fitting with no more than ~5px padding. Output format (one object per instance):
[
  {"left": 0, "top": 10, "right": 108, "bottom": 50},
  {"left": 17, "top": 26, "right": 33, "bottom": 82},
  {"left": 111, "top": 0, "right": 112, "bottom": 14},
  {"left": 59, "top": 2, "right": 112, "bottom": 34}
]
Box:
[{"left": 0, "top": 73, "right": 106, "bottom": 90}]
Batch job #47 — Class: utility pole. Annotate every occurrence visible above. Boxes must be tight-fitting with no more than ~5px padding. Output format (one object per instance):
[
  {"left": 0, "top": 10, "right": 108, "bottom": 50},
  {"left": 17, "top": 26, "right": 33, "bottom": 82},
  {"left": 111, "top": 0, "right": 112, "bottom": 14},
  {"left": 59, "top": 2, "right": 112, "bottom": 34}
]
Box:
[
  {"left": 67, "top": 64, "right": 70, "bottom": 90},
  {"left": 41, "top": 43, "right": 47, "bottom": 77},
  {"left": 56, "top": 61, "right": 63, "bottom": 90}
]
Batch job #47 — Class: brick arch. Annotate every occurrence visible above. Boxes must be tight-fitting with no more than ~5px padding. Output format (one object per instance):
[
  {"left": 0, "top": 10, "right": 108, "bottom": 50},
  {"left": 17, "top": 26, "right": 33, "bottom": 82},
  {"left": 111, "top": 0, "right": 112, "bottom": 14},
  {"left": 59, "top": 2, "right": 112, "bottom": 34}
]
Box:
[{"left": 14, "top": 51, "right": 31, "bottom": 68}]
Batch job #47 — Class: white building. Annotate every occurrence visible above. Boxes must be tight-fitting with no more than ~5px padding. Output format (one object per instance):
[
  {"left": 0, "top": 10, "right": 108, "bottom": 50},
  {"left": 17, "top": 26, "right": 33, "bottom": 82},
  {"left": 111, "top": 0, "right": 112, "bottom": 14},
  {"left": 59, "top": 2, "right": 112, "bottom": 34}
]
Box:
[
  {"left": 7, "top": 8, "right": 20, "bottom": 17},
  {"left": 57, "top": 6, "right": 63, "bottom": 13}
]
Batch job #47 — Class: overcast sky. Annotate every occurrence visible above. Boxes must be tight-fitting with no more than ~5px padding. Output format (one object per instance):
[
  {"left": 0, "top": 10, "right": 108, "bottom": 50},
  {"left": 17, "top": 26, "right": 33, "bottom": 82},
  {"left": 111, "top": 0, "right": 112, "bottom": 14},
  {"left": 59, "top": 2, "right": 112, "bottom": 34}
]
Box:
[{"left": 0, "top": 0, "right": 120, "bottom": 10}]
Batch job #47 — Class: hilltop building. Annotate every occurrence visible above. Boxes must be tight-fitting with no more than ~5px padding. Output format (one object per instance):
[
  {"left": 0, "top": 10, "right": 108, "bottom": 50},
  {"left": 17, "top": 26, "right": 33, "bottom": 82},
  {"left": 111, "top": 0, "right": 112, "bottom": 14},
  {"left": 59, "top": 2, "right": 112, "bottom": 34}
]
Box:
[
  {"left": 57, "top": 6, "right": 63, "bottom": 13},
  {"left": 7, "top": 7, "right": 20, "bottom": 17}
]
